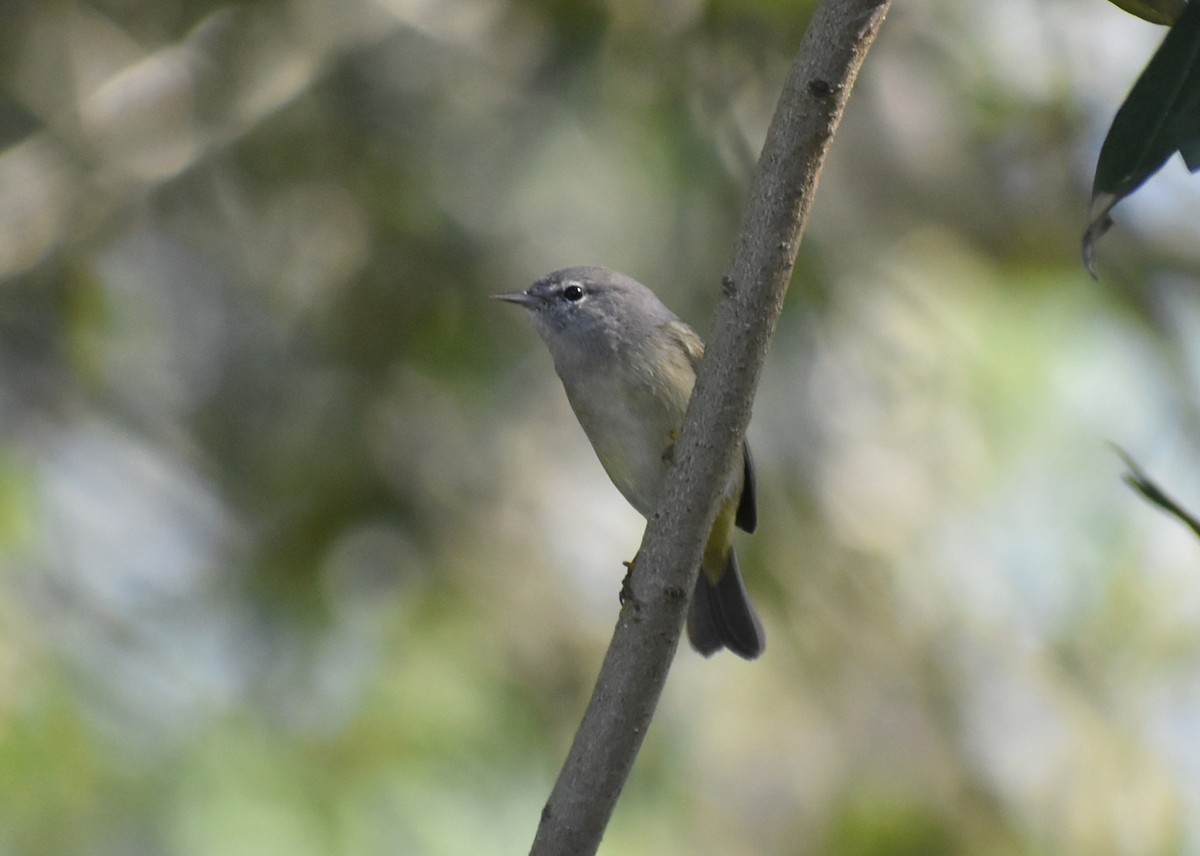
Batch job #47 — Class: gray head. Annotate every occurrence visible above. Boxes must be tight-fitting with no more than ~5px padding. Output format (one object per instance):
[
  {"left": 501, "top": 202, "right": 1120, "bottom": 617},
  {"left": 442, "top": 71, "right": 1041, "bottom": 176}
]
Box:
[{"left": 493, "top": 266, "right": 679, "bottom": 371}]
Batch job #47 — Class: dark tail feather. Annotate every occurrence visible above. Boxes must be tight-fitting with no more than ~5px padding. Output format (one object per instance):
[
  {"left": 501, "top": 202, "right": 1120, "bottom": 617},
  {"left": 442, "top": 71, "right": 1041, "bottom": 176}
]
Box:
[{"left": 686, "top": 550, "right": 765, "bottom": 660}]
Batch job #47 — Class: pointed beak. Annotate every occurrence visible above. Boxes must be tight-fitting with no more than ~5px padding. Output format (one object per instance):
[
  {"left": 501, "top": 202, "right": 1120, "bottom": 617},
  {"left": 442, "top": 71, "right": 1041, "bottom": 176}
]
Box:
[{"left": 491, "top": 289, "right": 538, "bottom": 308}]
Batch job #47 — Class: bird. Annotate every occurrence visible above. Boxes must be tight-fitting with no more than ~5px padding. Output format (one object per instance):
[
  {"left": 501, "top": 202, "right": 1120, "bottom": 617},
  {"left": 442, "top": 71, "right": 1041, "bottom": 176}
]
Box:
[{"left": 494, "top": 266, "right": 764, "bottom": 659}]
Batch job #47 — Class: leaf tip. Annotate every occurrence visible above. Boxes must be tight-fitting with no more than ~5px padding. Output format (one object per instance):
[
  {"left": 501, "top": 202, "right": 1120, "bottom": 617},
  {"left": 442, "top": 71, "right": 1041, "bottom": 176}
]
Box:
[{"left": 1082, "top": 193, "right": 1118, "bottom": 278}]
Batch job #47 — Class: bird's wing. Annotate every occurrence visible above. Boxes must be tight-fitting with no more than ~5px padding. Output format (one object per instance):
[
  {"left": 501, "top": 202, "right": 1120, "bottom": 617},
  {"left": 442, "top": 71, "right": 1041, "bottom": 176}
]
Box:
[
  {"left": 663, "top": 319, "right": 706, "bottom": 369},
  {"left": 662, "top": 320, "right": 757, "bottom": 533},
  {"left": 736, "top": 443, "right": 757, "bottom": 533}
]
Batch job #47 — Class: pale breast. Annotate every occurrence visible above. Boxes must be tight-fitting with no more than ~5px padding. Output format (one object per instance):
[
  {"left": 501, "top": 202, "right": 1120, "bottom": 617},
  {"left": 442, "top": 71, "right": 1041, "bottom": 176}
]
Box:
[{"left": 562, "top": 368, "right": 682, "bottom": 518}]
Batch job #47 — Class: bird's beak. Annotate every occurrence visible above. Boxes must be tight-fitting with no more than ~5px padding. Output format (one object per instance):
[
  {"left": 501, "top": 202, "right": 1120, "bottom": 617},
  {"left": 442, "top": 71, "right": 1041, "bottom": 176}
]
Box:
[{"left": 491, "top": 290, "right": 539, "bottom": 309}]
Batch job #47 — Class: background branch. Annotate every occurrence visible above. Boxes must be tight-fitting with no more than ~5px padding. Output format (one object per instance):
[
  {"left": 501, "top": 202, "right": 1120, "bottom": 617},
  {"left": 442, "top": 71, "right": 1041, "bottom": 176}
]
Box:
[
  {"left": 528, "top": 1, "right": 892, "bottom": 853},
  {"left": 1116, "top": 446, "right": 1200, "bottom": 539}
]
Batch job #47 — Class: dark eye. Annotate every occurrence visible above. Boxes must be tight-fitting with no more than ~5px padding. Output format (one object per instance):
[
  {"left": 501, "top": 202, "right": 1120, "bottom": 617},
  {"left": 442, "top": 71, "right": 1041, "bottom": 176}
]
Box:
[{"left": 563, "top": 284, "right": 585, "bottom": 302}]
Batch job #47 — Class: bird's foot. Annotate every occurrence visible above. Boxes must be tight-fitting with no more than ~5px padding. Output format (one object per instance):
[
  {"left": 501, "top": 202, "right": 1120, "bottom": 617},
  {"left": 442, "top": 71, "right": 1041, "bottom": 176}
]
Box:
[{"left": 619, "top": 557, "right": 636, "bottom": 605}]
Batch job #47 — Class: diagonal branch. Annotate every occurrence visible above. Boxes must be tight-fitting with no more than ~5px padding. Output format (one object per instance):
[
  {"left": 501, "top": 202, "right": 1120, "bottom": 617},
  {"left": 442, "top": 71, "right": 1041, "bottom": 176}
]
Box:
[
  {"left": 1116, "top": 446, "right": 1200, "bottom": 538},
  {"left": 529, "top": 1, "right": 891, "bottom": 853}
]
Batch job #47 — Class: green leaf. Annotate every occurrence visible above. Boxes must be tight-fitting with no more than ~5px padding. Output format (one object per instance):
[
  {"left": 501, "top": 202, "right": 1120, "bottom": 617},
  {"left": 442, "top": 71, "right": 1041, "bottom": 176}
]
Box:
[
  {"left": 1083, "top": 0, "right": 1200, "bottom": 275},
  {"left": 1105, "top": 0, "right": 1185, "bottom": 26}
]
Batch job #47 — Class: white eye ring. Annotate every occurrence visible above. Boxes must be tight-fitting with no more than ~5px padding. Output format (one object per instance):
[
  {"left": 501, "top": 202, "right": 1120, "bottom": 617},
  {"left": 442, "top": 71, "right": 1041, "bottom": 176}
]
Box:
[{"left": 563, "top": 284, "right": 585, "bottom": 302}]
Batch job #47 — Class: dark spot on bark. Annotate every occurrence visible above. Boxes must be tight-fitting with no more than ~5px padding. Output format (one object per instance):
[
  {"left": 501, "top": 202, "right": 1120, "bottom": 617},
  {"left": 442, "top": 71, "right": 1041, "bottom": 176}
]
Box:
[
  {"left": 808, "top": 78, "right": 833, "bottom": 98},
  {"left": 721, "top": 274, "right": 736, "bottom": 297}
]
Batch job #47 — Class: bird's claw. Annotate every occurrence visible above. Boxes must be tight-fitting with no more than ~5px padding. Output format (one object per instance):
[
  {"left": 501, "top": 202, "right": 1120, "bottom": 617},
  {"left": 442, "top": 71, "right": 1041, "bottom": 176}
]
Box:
[{"left": 619, "top": 558, "right": 636, "bottom": 605}]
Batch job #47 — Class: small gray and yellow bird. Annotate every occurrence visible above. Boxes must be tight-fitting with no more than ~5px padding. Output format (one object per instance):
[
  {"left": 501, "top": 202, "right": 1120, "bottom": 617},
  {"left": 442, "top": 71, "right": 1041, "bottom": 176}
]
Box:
[{"left": 494, "top": 266, "right": 764, "bottom": 659}]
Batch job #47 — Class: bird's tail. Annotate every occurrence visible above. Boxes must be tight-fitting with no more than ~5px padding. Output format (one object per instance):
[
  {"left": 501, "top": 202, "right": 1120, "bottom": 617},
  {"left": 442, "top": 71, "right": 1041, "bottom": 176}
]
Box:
[{"left": 687, "top": 549, "right": 765, "bottom": 660}]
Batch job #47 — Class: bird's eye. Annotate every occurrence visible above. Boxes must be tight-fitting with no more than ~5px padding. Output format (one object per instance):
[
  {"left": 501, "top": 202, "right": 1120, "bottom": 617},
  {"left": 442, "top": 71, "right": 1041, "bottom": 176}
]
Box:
[{"left": 563, "top": 284, "right": 585, "bottom": 302}]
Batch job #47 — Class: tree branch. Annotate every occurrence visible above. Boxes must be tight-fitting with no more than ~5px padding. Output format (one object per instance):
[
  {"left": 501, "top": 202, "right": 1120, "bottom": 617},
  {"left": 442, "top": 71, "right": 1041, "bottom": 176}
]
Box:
[
  {"left": 1116, "top": 446, "right": 1200, "bottom": 539},
  {"left": 529, "top": 1, "right": 891, "bottom": 853}
]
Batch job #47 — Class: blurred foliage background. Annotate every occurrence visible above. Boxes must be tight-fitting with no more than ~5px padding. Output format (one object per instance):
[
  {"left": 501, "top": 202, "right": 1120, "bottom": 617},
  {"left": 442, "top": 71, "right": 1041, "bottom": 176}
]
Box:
[{"left": 1, "top": 0, "right": 1200, "bottom": 853}]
